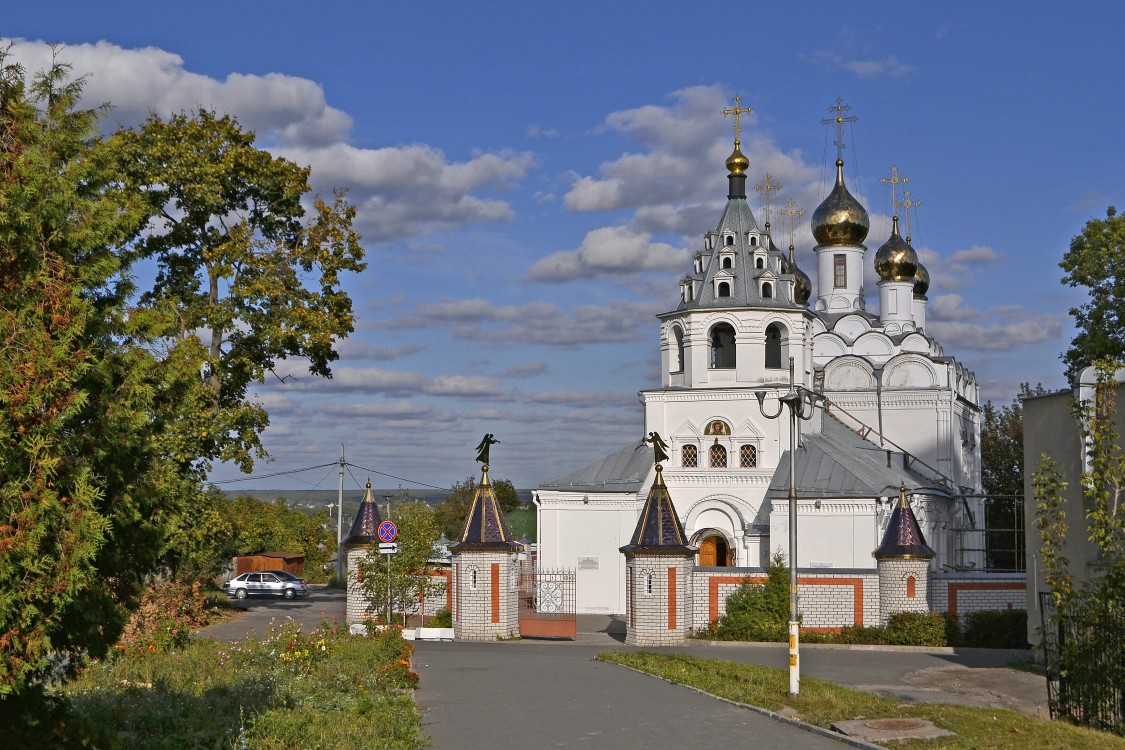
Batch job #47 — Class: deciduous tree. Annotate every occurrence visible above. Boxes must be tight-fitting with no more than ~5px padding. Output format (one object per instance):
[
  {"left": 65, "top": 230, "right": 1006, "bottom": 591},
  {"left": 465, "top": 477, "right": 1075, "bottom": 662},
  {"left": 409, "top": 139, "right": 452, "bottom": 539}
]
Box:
[{"left": 1060, "top": 207, "right": 1125, "bottom": 382}]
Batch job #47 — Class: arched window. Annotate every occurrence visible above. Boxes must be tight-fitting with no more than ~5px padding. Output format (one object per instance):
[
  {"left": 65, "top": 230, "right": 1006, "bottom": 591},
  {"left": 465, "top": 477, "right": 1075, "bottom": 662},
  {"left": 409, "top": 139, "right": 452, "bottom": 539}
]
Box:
[
  {"left": 469, "top": 567, "right": 478, "bottom": 590},
  {"left": 709, "top": 323, "right": 736, "bottom": 369},
  {"left": 681, "top": 444, "right": 698, "bottom": 468},
  {"left": 670, "top": 326, "right": 684, "bottom": 373},
  {"left": 739, "top": 444, "right": 757, "bottom": 468},
  {"left": 765, "top": 323, "right": 783, "bottom": 369},
  {"left": 725, "top": 235, "right": 734, "bottom": 246},
  {"left": 645, "top": 572, "right": 654, "bottom": 596},
  {"left": 755, "top": 257, "right": 764, "bottom": 269},
  {"left": 750, "top": 236, "right": 758, "bottom": 246},
  {"left": 762, "top": 282, "right": 773, "bottom": 299},
  {"left": 717, "top": 281, "right": 731, "bottom": 297},
  {"left": 722, "top": 257, "right": 733, "bottom": 269},
  {"left": 709, "top": 442, "right": 727, "bottom": 468}
]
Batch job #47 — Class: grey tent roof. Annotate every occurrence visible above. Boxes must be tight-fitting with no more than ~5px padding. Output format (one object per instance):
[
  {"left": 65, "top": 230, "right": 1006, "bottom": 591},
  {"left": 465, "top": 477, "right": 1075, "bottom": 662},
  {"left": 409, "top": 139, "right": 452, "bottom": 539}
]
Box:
[
  {"left": 540, "top": 443, "right": 653, "bottom": 493},
  {"left": 765, "top": 413, "right": 949, "bottom": 500}
]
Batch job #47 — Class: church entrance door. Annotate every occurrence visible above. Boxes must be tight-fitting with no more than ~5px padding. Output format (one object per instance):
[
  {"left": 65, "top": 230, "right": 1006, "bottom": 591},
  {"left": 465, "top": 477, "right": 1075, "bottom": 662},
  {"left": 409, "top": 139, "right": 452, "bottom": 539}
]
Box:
[{"left": 698, "top": 535, "right": 731, "bottom": 567}]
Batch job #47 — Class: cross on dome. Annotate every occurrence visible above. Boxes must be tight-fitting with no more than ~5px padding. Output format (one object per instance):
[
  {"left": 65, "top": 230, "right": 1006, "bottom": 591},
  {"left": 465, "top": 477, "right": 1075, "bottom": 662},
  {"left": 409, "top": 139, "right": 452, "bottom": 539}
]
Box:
[
  {"left": 779, "top": 199, "right": 806, "bottom": 248},
  {"left": 821, "top": 97, "right": 858, "bottom": 162},
  {"left": 895, "top": 189, "right": 923, "bottom": 242},
  {"left": 722, "top": 95, "right": 753, "bottom": 142},
  {"left": 880, "top": 165, "right": 910, "bottom": 214},
  {"left": 755, "top": 173, "right": 782, "bottom": 229}
]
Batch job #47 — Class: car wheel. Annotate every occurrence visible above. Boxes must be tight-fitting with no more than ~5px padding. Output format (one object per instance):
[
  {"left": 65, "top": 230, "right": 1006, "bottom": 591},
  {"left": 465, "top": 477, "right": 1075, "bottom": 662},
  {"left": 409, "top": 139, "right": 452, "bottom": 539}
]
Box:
[
  {"left": 284, "top": 588, "right": 296, "bottom": 600},
  {"left": 235, "top": 588, "right": 247, "bottom": 600}
]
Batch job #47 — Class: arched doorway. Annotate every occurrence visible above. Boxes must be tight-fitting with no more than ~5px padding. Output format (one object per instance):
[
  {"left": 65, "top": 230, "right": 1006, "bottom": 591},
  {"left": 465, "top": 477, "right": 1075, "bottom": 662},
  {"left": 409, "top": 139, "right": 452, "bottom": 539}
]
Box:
[{"left": 697, "top": 534, "right": 733, "bottom": 567}]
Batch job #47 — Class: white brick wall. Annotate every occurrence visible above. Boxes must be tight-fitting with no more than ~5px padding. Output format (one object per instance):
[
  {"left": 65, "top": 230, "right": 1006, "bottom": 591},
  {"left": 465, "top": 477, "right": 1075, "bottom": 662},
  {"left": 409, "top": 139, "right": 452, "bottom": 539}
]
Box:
[
  {"left": 878, "top": 558, "right": 931, "bottom": 625},
  {"left": 930, "top": 573, "right": 1026, "bottom": 623},
  {"left": 451, "top": 550, "right": 519, "bottom": 640},
  {"left": 625, "top": 554, "right": 692, "bottom": 646}
]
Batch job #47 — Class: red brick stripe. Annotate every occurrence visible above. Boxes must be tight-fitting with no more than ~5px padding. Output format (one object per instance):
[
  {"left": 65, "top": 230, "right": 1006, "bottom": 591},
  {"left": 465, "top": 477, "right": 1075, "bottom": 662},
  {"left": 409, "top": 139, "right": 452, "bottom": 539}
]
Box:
[
  {"left": 668, "top": 567, "right": 677, "bottom": 630},
  {"left": 491, "top": 564, "right": 500, "bottom": 623}
]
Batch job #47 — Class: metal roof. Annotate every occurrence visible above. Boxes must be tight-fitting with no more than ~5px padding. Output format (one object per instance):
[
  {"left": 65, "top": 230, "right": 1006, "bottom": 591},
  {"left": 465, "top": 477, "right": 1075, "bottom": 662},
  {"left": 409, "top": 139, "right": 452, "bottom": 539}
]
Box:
[
  {"left": 540, "top": 442, "right": 653, "bottom": 492},
  {"left": 619, "top": 466, "right": 692, "bottom": 554},
  {"left": 451, "top": 468, "right": 520, "bottom": 551},
  {"left": 766, "top": 413, "right": 950, "bottom": 500},
  {"left": 342, "top": 482, "right": 383, "bottom": 546}
]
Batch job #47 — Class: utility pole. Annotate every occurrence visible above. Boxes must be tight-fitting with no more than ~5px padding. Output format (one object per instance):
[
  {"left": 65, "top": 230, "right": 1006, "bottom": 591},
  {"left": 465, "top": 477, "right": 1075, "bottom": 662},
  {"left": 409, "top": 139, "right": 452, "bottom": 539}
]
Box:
[{"left": 336, "top": 444, "right": 345, "bottom": 583}]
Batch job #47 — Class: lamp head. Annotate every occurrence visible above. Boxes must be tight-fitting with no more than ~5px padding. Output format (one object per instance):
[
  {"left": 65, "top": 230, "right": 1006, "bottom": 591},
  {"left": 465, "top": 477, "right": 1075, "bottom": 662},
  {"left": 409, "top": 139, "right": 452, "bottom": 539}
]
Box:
[{"left": 754, "top": 390, "right": 767, "bottom": 406}]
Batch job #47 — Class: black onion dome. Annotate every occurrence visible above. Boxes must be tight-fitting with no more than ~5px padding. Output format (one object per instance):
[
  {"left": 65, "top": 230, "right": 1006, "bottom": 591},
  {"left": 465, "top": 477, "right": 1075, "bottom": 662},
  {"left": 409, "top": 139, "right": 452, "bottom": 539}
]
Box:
[
  {"left": 913, "top": 260, "right": 930, "bottom": 298},
  {"left": 812, "top": 159, "right": 870, "bottom": 246},
  {"left": 874, "top": 216, "right": 918, "bottom": 282}
]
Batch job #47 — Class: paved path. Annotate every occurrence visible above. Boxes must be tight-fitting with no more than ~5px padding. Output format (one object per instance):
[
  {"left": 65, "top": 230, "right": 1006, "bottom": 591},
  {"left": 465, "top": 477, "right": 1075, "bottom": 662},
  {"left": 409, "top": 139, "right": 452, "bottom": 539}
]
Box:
[
  {"left": 196, "top": 585, "right": 347, "bottom": 642},
  {"left": 413, "top": 640, "right": 850, "bottom": 750}
]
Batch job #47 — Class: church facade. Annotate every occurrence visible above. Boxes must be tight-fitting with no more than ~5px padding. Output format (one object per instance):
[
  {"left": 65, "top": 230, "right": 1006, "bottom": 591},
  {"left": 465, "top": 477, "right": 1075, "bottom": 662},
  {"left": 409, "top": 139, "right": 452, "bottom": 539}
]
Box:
[{"left": 535, "top": 104, "right": 986, "bottom": 616}]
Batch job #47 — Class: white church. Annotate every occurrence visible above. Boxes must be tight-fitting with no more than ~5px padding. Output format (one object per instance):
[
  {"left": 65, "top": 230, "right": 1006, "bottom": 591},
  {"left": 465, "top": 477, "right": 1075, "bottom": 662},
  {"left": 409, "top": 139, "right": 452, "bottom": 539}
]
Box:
[{"left": 534, "top": 101, "right": 985, "bottom": 615}]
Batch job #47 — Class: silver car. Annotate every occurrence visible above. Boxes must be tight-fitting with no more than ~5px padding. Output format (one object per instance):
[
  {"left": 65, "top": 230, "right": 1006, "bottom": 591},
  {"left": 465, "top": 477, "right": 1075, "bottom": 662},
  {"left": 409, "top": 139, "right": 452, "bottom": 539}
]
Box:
[{"left": 224, "top": 570, "right": 309, "bottom": 599}]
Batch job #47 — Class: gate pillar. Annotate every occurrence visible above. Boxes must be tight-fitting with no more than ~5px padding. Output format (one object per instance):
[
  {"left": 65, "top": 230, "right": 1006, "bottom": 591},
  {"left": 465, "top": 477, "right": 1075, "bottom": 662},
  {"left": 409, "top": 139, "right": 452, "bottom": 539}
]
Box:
[{"left": 619, "top": 462, "right": 694, "bottom": 646}]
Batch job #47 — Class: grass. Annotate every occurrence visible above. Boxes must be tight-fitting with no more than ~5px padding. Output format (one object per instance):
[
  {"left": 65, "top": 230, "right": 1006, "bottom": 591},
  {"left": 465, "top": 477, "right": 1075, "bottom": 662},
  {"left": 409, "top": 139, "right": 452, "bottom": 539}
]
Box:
[
  {"left": 598, "top": 651, "right": 1125, "bottom": 750},
  {"left": 6, "top": 618, "right": 427, "bottom": 749}
]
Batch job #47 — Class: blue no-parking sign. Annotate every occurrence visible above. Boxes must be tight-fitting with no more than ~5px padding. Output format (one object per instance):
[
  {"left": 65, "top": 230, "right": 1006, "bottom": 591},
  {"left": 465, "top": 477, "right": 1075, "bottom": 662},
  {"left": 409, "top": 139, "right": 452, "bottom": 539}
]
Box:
[{"left": 378, "top": 520, "right": 397, "bottom": 543}]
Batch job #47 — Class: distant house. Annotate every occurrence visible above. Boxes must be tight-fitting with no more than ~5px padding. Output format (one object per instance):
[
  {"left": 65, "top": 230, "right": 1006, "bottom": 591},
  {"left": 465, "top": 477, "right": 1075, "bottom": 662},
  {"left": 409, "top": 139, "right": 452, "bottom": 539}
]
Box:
[
  {"left": 1023, "top": 365, "right": 1125, "bottom": 643},
  {"left": 235, "top": 551, "right": 305, "bottom": 576}
]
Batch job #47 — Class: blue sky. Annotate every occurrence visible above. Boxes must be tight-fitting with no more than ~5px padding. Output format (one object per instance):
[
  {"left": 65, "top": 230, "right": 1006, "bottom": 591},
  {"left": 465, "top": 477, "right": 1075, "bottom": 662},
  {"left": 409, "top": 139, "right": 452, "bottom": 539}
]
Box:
[{"left": 6, "top": 2, "right": 1123, "bottom": 491}]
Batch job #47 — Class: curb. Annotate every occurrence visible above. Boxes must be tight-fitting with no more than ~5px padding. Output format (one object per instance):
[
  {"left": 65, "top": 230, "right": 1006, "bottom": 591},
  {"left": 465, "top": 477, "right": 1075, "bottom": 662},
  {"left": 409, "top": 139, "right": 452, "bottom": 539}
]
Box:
[{"left": 600, "top": 658, "right": 889, "bottom": 750}]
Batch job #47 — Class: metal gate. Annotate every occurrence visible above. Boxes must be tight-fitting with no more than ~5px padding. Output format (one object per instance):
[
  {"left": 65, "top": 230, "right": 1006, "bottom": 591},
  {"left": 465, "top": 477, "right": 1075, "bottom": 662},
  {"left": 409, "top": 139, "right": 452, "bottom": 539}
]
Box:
[{"left": 518, "top": 568, "right": 576, "bottom": 640}]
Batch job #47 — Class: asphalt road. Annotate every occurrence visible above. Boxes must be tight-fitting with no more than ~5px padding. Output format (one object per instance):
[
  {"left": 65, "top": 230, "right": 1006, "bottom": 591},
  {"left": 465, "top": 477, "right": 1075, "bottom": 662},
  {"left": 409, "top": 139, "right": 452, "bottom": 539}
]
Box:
[{"left": 197, "top": 584, "right": 347, "bottom": 641}]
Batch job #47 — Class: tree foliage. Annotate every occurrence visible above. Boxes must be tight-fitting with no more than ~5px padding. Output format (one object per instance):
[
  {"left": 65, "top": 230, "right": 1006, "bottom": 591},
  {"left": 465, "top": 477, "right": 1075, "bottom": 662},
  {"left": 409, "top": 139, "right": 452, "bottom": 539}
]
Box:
[
  {"left": 109, "top": 110, "right": 366, "bottom": 473},
  {"left": 1060, "top": 207, "right": 1125, "bottom": 382},
  {"left": 360, "top": 499, "right": 442, "bottom": 621},
  {"left": 711, "top": 553, "right": 790, "bottom": 641},
  {"left": 0, "top": 52, "right": 364, "bottom": 695}
]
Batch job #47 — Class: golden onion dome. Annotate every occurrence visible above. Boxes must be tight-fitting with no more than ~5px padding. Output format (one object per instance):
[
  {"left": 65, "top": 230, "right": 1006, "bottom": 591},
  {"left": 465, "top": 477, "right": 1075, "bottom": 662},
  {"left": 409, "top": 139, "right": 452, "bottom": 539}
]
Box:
[
  {"left": 874, "top": 216, "right": 918, "bottom": 282},
  {"left": 812, "top": 159, "right": 870, "bottom": 246},
  {"left": 725, "top": 139, "right": 750, "bottom": 175},
  {"left": 913, "top": 259, "right": 930, "bottom": 298},
  {"left": 788, "top": 245, "right": 812, "bottom": 306}
]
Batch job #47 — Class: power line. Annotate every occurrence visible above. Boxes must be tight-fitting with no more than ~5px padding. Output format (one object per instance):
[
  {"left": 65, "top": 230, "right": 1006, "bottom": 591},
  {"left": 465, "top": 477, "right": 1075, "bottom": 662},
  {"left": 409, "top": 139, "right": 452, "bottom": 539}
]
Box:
[
  {"left": 345, "top": 462, "right": 450, "bottom": 492},
  {"left": 210, "top": 462, "right": 338, "bottom": 485}
]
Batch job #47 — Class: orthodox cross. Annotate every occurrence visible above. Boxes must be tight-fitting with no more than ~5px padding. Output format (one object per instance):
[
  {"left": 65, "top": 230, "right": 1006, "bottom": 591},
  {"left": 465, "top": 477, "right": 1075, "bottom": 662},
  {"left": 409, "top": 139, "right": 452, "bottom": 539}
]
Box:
[
  {"left": 880, "top": 165, "right": 909, "bottom": 215},
  {"left": 722, "top": 96, "right": 753, "bottom": 142},
  {"left": 820, "top": 97, "right": 858, "bottom": 161},
  {"left": 779, "top": 199, "right": 806, "bottom": 249},
  {"left": 895, "top": 190, "right": 922, "bottom": 242},
  {"left": 754, "top": 173, "right": 782, "bottom": 229}
]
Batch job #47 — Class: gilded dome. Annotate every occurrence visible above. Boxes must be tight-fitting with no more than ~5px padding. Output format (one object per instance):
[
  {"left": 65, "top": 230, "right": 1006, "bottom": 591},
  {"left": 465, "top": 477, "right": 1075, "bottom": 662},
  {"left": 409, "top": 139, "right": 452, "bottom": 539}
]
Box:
[
  {"left": 725, "top": 139, "right": 750, "bottom": 175},
  {"left": 913, "top": 259, "right": 930, "bottom": 298},
  {"left": 874, "top": 216, "right": 918, "bottom": 282},
  {"left": 787, "top": 245, "right": 812, "bottom": 306},
  {"left": 812, "top": 159, "right": 870, "bottom": 246}
]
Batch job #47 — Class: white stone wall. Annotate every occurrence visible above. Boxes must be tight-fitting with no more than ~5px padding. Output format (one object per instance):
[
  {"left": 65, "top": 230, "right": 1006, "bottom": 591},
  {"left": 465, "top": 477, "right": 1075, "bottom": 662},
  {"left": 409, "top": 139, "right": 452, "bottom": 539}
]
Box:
[
  {"left": 930, "top": 572, "right": 1027, "bottom": 624},
  {"left": 625, "top": 554, "right": 692, "bottom": 646},
  {"left": 878, "top": 558, "right": 931, "bottom": 625},
  {"left": 451, "top": 551, "right": 519, "bottom": 640},
  {"left": 691, "top": 568, "right": 879, "bottom": 631}
]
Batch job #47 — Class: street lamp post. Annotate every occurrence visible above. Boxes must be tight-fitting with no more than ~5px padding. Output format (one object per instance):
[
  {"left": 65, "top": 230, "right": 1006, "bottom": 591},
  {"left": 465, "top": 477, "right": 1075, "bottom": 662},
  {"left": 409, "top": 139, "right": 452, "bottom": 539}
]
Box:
[{"left": 755, "top": 356, "right": 824, "bottom": 696}]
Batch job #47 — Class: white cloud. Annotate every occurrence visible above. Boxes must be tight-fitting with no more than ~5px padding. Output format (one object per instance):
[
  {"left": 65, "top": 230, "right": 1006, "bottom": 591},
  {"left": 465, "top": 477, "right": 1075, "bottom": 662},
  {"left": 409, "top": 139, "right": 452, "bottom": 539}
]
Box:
[
  {"left": 389, "top": 298, "right": 660, "bottom": 348},
  {"left": 503, "top": 361, "right": 549, "bottom": 378},
  {"left": 527, "top": 226, "right": 687, "bottom": 282},
  {"left": 9, "top": 38, "right": 536, "bottom": 243},
  {"left": 801, "top": 50, "right": 915, "bottom": 78},
  {"left": 927, "top": 294, "right": 1065, "bottom": 350}
]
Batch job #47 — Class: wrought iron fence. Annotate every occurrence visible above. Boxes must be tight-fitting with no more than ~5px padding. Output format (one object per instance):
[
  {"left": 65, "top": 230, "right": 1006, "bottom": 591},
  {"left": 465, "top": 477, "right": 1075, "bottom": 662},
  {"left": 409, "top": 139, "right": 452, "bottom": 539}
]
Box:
[
  {"left": 518, "top": 567, "right": 576, "bottom": 639},
  {"left": 1040, "top": 592, "right": 1125, "bottom": 735}
]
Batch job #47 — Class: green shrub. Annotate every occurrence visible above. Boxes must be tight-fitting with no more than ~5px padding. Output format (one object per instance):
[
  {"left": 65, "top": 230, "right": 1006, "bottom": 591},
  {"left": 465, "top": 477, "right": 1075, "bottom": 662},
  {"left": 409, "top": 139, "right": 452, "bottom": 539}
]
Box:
[
  {"left": 885, "top": 611, "right": 949, "bottom": 646},
  {"left": 429, "top": 607, "right": 453, "bottom": 628},
  {"left": 962, "top": 609, "right": 1029, "bottom": 649},
  {"left": 711, "top": 554, "right": 790, "bottom": 642}
]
